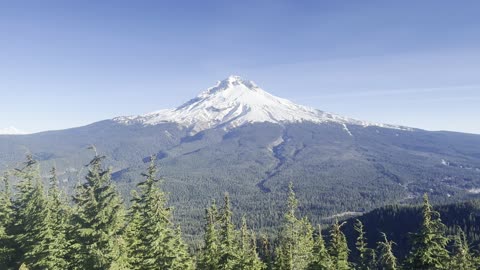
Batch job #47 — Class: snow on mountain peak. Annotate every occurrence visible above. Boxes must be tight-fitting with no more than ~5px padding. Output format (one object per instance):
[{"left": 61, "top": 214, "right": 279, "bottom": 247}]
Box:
[
  {"left": 115, "top": 76, "right": 411, "bottom": 133},
  {"left": 0, "top": 126, "right": 26, "bottom": 135}
]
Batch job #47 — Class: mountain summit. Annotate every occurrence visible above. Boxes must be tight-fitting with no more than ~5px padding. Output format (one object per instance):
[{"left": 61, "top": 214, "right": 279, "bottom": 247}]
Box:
[
  {"left": 115, "top": 76, "right": 408, "bottom": 133},
  {"left": 0, "top": 126, "right": 26, "bottom": 135}
]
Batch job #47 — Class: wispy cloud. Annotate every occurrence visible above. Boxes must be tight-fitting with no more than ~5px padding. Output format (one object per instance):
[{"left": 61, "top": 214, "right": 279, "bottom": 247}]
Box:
[{"left": 293, "top": 84, "right": 480, "bottom": 101}]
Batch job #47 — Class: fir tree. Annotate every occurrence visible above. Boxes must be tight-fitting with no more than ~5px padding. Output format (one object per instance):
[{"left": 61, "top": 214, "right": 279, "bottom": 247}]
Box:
[
  {"left": 308, "top": 224, "right": 333, "bottom": 270},
  {"left": 124, "top": 190, "right": 143, "bottom": 270},
  {"left": 275, "top": 183, "right": 314, "bottom": 270},
  {"left": 405, "top": 193, "right": 450, "bottom": 269},
  {"left": 12, "top": 156, "right": 65, "bottom": 269},
  {"left": 329, "top": 220, "right": 350, "bottom": 270},
  {"left": 34, "top": 167, "right": 70, "bottom": 269},
  {"left": 199, "top": 200, "right": 220, "bottom": 270},
  {"left": 238, "top": 217, "right": 265, "bottom": 270},
  {"left": 449, "top": 228, "right": 476, "bottom": 270},
  {"left": 218, "top": 193, "right": 240, "bottom": 270},
  {"left": 354, "top": 219, "right": 375, "bottom": 270},
  {"left": 260, "top": 235, "right": 273, "bottom": 270},
  {"left": 377, "top": 233, "right": 397, "bottom": 270},
  {"left": 70, "top": 152, "right": 129, "bottom": 269},
  {"left": 126, "top": 156, "right": 193, "bottom": 269},
  {"left": 0, "top": 173, "right": 15, "bottom": 268}
]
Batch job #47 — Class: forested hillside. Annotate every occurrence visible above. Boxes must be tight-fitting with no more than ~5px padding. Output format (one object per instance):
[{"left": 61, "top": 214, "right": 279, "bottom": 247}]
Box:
[
  {"left": 342, "top": 199, "right": 480, "bottom": 260},
  {"left": 1, "top": 154, "right": 480, "bottom": 269},
  {"left": 2, "top": 121, "right": 480, "bottom": 241}
]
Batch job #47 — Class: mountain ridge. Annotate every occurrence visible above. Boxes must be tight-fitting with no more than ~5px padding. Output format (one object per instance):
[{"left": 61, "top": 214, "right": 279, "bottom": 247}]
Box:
[{"left": 114, "top": 75, "right": 412, "bottom": 134}]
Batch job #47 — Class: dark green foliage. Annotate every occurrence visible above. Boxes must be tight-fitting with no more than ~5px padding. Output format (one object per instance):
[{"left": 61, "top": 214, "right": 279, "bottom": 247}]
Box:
[
  {"left": 260, "top": 235, "right": 273, "bottom": 270},
  {"left": 377, "top": 233, "right": 397, "bottom": 270},
  {"left": 238, "top": 217, "right": 265, "bottom": 270},
  {"left": 405, "top": 194, "right": 450, "bottom": 269},
  {"left": 2, "top": 121, "right": 480, "bottom": 241},
  {"left": 198, "top": 201, "right": 220, "bottom": 270},
  {"left": 3, "top": 154, "right": 480, "bottom": 269},
  {"left": 12, "top": 156, "right": 67, "bottom": 269},
  {"left": 329, "top": 220, "right": 350, "bottom": 270},
  {"left": 354, "top": 219, "right": 376, "bottom": 270},
  {"left": 126, "top": 156, "right": 193, "bottom": 269},
  {"left": 274, "top": 183, "right": 314, "bottom": 270},
  {"left": 70, "top": 153, "right": 128, "bottom": 269},
  {"left": 449, "top": 228, "right": 476, "bottom": 270},
  {"left": 218, "top": 193, "right": 240, "bottom": 270},
  {"left": 0, "top": 173, "right": 15, "bottom": 269},
  {"left": 308, "top": 225, "right": 333, "bottom": 270}
]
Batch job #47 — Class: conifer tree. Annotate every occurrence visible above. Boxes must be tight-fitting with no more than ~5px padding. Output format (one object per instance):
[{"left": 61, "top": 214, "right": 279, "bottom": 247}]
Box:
[
  {"left": 18, "top": 167, "right": 71, "bottom": 270},
  {"left": 377, "top": 233, "right": 397, "bottom": 270},
  {"left": 405, "top": 193, "right": 450, "bottom": 269},
  {"left": 12, "top": 156, "right": 61, "bottom": 269},
  {"left": 329, "top": 220, "right": 350, "bottom": 270},
  {"left": 449, "top": 228, "right": 476, "bottom": 270},
  {"left": 199, "top": 200, "right": 220, "bottom": 270},
  {"left": 126, "top": 156, "right": 193, "bottom": 270},
  {"left": 275, "top": 183, "right": 314, "bottom": 270},
  {"left": 308, "top": 224, "right": 333, "bottom": 270},
  {"left": 124, "top": 190, "right": 143, "bottom": 270},
  {"left": 70, "top": 152, "right": 129, "bottom": 270},
  {"left": 354, "top": 219, "right": 375, "bottom": 270},
  {"left": 218, "top": 193, "right": 240, "bottom": 270},
  {"left": 238, "top": 217, "right": 265, "bottom": 270},
  {"left": 0, "top": 173, "right": 15, "bottom": 268},
  {"left": 260, "top": 235, "right": 273, "bottom": 270}
]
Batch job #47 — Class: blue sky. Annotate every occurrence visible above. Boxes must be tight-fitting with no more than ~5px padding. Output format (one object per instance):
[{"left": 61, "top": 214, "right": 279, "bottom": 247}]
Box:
[{"left": 1, "top": 1, "right": 479, "bottom": 134}]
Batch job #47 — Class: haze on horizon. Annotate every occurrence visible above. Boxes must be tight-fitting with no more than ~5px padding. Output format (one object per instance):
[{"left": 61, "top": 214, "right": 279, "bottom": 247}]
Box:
[{"left": 1, "top": 1, "right": 479, "bottom": 134}]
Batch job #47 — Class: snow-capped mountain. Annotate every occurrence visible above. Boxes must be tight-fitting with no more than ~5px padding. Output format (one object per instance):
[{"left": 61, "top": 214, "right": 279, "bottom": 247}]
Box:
[
  {"left": 0, "top": 76, "right": 479, "bottom": 234},
  {"left": 0, "top": 126, "right": 26, "bottom": 135},
  {"left": 115, "top": 75, "right": 410, "bottom": 133}
]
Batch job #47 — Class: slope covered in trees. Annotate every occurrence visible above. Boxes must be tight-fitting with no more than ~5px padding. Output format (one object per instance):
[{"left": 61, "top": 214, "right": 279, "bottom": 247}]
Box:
[
  {"left": 1, "top": 154, "right": 480, "bottom": 269},
  {"left": 342, "top": 197, "right": 480, "bottom": 261}
]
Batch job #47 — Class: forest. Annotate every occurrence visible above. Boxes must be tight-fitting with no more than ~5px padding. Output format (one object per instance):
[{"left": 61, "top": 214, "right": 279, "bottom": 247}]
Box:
[{"left": 1, "top": 153, "right": 479, "bottom": 270}]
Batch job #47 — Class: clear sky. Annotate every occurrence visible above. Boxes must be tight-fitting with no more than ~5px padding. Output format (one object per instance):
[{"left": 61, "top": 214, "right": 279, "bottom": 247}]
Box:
[{"left": 1, "top": 1, "right": 479, "bottom": 134}]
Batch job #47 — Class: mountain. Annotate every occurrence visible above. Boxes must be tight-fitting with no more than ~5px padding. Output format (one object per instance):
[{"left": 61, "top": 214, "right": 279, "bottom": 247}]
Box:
[
  {"left": 0, "top": 126, "right": 26, "bottom": 135},
  {"left": 1, "top": 76, "right": 480, "bottom": 238},
  {"left": 114, "top": 75, "right": 409, "bottom": 133}
]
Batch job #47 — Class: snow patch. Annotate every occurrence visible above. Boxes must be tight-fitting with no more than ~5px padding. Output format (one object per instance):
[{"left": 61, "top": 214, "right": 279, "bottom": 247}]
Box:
[
  {"left": 114, "top": 75, "right": 413, "bottom": 133},
  {"left": 342, "top": 123, "right": 353, "bottom": 136},
  {"left": 467, "top": 188, "right": 480, "bottom": 194},
  {"left": 0, "top": 126, "right": 27, "bottom": 135},
  {"left": 267, "top": 136, "right": 284, "bottom": 152}
]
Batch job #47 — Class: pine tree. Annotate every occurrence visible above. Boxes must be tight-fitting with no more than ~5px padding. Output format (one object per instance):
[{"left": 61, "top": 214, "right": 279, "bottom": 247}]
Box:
[
  {"left": 238, "top": 217, "right": 265, "bottom": 270},
  {"left": 308, "top": 224, "right": 333, "bottom": 270},
  {"left": 12, "top": 156, "right": 66, "bottom": 269},
  {"left": 218, "top": 193, "right": 240, "bottom": 270},
  {"left": 377, "top": 233, "right": 397, "bottom": 270},
  {"left": 199, "top": 200, "right": 220, "bottom": 270},
  {"left": 260, "top": 235, "right": 273, "bottom": 270},
  {"left": 329, "top": 220, "right": 350, "bottom": 270},
  {"left": 0, "top": 173, "right": 16, "bottom": 268},
  {"left": 449, "top": 228, "right": 476, "bottom": 270},
  {"left": 35, "top": 167, "right": 70, "bottom": 269},
  {"left": 275, "top": 183, "right": 314, "bottom": 270},
  {"left": 405, "top": 193, "right": 450, "bottom": 269},
  {"left": 126, "top": 156, "right": 193, "bottom": 269},
  {"left": 354, "top": 219, "right": 375, "bottom": 270},
  {"left": 70, "top": 152, "right": 129, "bottom": 270},
  {"left": 21, "top": 167, "right": 70, "bottom": 270},
  {"left": 124, "top": 190, "right": 143, "bottom": 270}
]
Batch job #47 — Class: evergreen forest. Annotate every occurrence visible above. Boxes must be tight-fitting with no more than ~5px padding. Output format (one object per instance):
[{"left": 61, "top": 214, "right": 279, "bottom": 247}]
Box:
[{"left": 1, "top": 153, "right": 480, "bottom": 270}]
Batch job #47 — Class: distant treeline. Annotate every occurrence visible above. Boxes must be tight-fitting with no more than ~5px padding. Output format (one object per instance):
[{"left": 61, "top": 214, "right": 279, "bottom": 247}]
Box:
[{"left": 0, "top": 154, "right": 479, "bottom": 270}]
